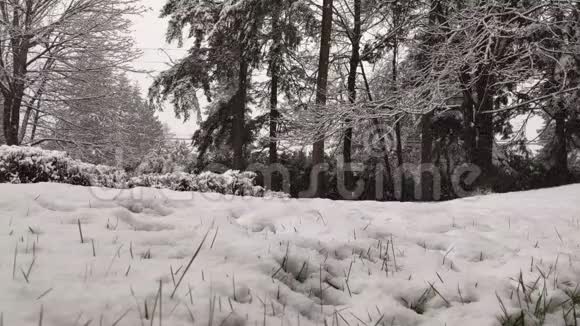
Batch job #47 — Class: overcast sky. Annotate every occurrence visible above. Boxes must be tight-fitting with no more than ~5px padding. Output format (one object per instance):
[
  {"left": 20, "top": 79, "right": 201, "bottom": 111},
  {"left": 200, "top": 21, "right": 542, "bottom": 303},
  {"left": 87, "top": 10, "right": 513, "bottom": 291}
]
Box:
[{"left": 129, "top": 0, "right": 194, "bottom": 139}]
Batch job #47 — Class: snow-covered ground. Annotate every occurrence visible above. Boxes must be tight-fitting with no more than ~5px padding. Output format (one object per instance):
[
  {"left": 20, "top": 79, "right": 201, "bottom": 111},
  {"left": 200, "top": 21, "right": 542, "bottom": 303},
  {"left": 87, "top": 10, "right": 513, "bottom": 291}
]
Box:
[{"left": 1, "top": 183, "right": 579, "bottom": 326}]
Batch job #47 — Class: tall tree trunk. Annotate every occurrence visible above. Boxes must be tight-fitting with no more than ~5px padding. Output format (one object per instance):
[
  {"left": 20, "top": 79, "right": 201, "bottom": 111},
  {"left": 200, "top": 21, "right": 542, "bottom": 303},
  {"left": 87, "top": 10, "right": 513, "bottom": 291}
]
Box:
[
  {"left": 0, "top": 99, "right": 4, "bottom": 144},
  {"left": 3, "top": 95, "right": 14, "bottom": 144},
  {"left": 474, "top": 74, "right": 495, "bottom": 178},
  {"left": 475, "top": 110, "right": 494, "bottom": 175},
  {"left": 4, "top": 93, "right": 24, "bottom": 146},
  {"left": 343, "top": 0, "right": 361, "bottom": 193},
  {"left": 420, "top": 112, "right": 434, "bottom": 201},
  {"left": 269, "top": 8, "right": 281, "bottom": 166},
  {"left": 554, "top": 109, "right": 569, "bottom": 184},
  {"left": 232, "top": 57, "right": 248, "bottom": 170},
  {"left": 312, "top": 0, "right": 334, "bottom": 197},
  {"left": 195, "top": 29, "right": 212, "bottom": 103},
  {"left": 4, "top": 38, "right": 30, "bottom": 145},
  {"left": 461, "top": 75, "right": 477, "bottom": 164}
]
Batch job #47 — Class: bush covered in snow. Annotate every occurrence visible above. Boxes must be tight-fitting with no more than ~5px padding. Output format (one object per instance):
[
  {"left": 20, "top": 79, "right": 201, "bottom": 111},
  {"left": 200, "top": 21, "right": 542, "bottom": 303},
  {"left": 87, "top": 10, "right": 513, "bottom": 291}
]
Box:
[
  {"left": 0, "top": 146, "right": 272, "bottom": 197},
  {"left": 127, "top": 170, "right": 265, "bottom": 196},
  {"left": 0, "top": 145, "right": 125, "bottom": 187}
]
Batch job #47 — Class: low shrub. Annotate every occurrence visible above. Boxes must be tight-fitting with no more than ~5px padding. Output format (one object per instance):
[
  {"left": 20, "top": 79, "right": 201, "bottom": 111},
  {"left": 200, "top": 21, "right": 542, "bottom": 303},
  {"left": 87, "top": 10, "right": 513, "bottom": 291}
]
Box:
[
  {"left": 127, "top": 170, "right": 265, "bottom": 196},
  {"left": 0, "top": 146, "right": 270, "bottom": 197},
  {"left": 0, "top": 145, "right": 122, "bottom": 186}
]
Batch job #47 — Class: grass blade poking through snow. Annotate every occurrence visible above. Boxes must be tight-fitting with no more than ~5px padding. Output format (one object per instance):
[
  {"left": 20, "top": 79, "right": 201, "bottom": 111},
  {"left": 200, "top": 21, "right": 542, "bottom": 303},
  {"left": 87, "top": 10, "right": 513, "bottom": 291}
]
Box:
[
  {"left": 12, "top": 243, "right": 18, "bottom": 280},
  {"left": 38, "top": 305, "right": 43, "bottom": 326},
  {"left": 428, "top": 282, "right": 450, "bottom": 307},
  {"left": 77, "top": 219, "right": 84, "bottom": 244},
  {"left": 36, "top": 288, "right": 53, "bottom": 300},
  {"left": 158, "top": 280, "right": 162, "bottom": 326},
  {"left": 111, "top": 309, "right": 132, "bottom": 326},
  {"left": 210, "top": 227, "right": 219, "bottom": 249},
  {"left": 170, "top": 229, "right": 211, "bottom": 299},
  {"left": 130, "top": 287, "right": 145, "bottom": 326}
]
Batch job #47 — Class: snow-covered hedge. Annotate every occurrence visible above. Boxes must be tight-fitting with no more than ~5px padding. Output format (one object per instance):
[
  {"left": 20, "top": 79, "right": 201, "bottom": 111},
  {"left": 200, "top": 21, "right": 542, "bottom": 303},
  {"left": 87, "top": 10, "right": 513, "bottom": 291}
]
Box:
[
  {"left": 0, "top": 145, "right": 126, "bottom": 187},
  {"left": 127, "top": 170, "right": 265, "bottom": 196},
  {"left": 0, "top": 146, "right": 274, "bottom": 197}
]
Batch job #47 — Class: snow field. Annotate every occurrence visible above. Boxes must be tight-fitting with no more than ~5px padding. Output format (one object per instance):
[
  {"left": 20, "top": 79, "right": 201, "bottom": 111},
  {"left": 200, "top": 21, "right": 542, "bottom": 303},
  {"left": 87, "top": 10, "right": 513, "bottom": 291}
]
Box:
[{"left": 0, "top": 183, "right": 579, "bottom": 325}]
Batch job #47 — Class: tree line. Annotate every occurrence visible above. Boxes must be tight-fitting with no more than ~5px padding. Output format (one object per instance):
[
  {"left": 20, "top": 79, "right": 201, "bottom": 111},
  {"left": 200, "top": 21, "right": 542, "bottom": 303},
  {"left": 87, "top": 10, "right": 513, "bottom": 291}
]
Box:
[{"left": 150, "top": 0, "right": 580, "bottom": 200}]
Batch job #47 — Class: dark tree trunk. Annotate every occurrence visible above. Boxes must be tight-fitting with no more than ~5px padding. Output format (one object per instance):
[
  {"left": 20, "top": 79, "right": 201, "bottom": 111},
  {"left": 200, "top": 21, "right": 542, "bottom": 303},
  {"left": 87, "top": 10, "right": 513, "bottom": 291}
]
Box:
[
  {"left": 0, "top": 99, "right": 4, "bottom": 144},
  {"left": 3, "top": 95, "right": 14, "bottom": 145},
  {"left": 395, "top": 121, "right": 403, "bottom": 166},
  {"left": 461, "top": 88, "right": 477, "bottom": 164},
  {"left": 4, "top": 36, "right": 30, "bottom": 145},
  {"left": 475, "top": 110, "right": 494, "bottom": 174},
  {"left": 554, "top": 109, "right": 569, "bottom": 184},
  {"left": 420, "top": 112, "right": 434, "bottom": 201},
  {"left": 312, "top": 0, "right": 334, "bottom": 197},
  {"left": 195, "top": 29, "right": 212, "bottom": 103},
  {"left": 232, "top": 57, "right": 248, "bottom": 170},
  {"left": 269, "top": 8, "right": 281, "bottom": 166},
  {"left": 474, "top": 75, "right": 495, "bottom": 177},
  {"left": 343, "top": 0, "right": 361, "bottom": 192},
  {"left": 8, "top": 87, "right": 24, "bottom": 145},
  {"left": 4, "top": 93, "right": 22, "bottom": 146}
]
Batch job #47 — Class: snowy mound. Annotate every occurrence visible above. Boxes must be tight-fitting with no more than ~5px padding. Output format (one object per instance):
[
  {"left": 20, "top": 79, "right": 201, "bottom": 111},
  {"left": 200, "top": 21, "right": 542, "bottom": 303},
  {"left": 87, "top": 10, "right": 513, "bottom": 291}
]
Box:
[{"left": 1, "top": 183, "right": 579, "bottom": 325}]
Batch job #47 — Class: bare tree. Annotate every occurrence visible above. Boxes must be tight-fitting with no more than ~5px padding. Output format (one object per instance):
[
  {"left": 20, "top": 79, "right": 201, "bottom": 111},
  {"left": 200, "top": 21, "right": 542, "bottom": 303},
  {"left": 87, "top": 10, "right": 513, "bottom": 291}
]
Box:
[{"left": 0, "top": 0, "right": 142, "bottom": 145}]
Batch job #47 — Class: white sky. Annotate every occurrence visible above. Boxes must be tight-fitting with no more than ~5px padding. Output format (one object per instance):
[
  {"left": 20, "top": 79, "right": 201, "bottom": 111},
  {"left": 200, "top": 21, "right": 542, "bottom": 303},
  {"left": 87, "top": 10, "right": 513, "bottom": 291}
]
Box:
[{"left": 129, "top": 0, "right": 194, "bottom": 139}]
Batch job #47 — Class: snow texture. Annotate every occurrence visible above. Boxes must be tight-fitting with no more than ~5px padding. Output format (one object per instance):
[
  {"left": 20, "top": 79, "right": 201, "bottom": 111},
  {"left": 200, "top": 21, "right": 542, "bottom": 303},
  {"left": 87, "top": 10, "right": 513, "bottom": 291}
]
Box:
[{"left": 0, "top": 183, "right": 579, "bottom": 325}]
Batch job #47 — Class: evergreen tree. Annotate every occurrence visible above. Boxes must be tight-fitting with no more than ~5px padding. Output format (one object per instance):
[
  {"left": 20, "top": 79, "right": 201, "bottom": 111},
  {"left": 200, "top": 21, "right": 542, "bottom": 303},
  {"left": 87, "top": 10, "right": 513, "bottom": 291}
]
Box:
[
  {"left": 152, "top": 0, "right": 269, "bottom": 170},
  {"left": 152, "top": 0, "right": 317, "bottom": 171}
]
